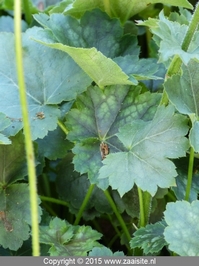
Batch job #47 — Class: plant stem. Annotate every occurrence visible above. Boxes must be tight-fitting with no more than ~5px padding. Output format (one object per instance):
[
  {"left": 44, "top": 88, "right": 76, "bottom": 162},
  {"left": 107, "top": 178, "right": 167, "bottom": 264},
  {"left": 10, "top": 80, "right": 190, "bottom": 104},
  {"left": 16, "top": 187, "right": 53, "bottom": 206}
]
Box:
[
  {"left": 181, "top": 1, "right": 199, "bottom": 52},
  {"left": 104, "top": 190, "right": 131, "bottom": 248},
  {"left": 185, "top": 146, "right": 194, "bottom": 201},
  {"left": 22, "top": 0, "right": 32, "bottom": 25},
  {"left": 137, "top": 187, "right": 145, "bottom": 227},
  {"left": 14, "top": 0, "right": 40, "bottom": 256},
  {"left": 39, "top": 196, "right": 69, "bottom": 207},
  {"left": 74, "top": 183, "right": 95, "bottom": 225},
  {"left": 57, "top": 119, "right": 69, "bottom": 135}
]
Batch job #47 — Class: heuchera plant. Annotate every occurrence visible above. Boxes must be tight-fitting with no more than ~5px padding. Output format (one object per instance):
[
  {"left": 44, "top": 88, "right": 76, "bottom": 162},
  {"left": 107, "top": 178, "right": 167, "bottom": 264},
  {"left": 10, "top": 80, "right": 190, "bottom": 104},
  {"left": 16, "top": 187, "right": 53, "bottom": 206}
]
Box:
[{"left": 0, "top": 0, "right": 199, "bottom": 256}]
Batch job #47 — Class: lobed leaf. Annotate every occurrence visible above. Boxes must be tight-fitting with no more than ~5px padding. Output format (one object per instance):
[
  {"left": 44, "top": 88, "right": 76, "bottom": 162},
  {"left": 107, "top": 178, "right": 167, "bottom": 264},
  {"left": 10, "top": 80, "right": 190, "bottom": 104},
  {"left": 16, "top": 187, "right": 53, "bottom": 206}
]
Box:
[
  {"left": 164, "top": 200, "right": 199, "bottom": 256},
  {"left": 130, "top": 221, "right": 167, "bottom": 254},
  {"left": 0, "top": 27, "right": 91, "bottom": 140},
  {"left": 0, "top": 183, "right": 42, "bottom": 251},
  {"left": 39, "top": 217, "right": 102, "bottom": 256},
  {"left": 137, "top": 11, "right": 199, "bottom": 65},
  {"left": 65, "top": 85, "right": 161, "bottom": 184},
  {"left": 98, "top": 105, "right": 189, "bottom": 196}
]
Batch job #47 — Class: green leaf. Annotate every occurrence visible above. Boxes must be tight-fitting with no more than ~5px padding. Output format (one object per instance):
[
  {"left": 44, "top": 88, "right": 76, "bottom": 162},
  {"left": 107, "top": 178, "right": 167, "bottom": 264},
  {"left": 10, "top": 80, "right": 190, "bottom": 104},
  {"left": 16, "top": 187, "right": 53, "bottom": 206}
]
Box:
[
  {"left": 164, "top": 200, "right": 199, "bottom": 256},
  {"left": 35, "top": 127, "right": 73, "bottom": 160},
  {"left": 0, "top": 16, "right": 28, "bottom": 32},
  {"left": 130, "top": 221, "right": 167, "bottom": 254},
  {"left": 32, "top": 33, "right": 134, "bottom": 87},
  {"left": 137, "top": 11, "right": 198, "bottom": 65},
  {"left": 0, "top": 132, "right": 27, "bottom": 185},
  {"left": 165, "top": 60, "right": 199, "bottom": 116},
  {"left": 51, "top": 0, "right": 192, "bottom": 23},
  {"left": 0, "top": 183, "right": 42, "bottom": 251},
  {"left": 0, "top": 113, "right": 11, "bottom": 144},
  {"left": 89, "top": 246, "right": 124, "bottom": 256},
  {"left": 56, "top": 155, "right": 112, "bottom": 220},
  {"left": 114, "top": 56, "right": 163, "bottom": 84},
  {"left": 34, "top": 9, "right": 138, "bottom": 59},
  {"left": 65, "top": 85, "right": 161, "bottom": 184},
  {"left": 39, "top": 217, "right": 102, "bottom": 256},
  {"left": 0, "top": 28, "right": 91, "bottom": 140},
  {"left": 98, "top": 105, "right": 189, "bottom": 196}
]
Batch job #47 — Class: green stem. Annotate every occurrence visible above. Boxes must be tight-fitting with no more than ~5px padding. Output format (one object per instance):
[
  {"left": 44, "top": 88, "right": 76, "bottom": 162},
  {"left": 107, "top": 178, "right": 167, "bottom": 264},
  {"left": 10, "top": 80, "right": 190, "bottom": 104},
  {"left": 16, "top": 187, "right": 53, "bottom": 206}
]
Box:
[
  {"left": 74, "top": 183, "right": 95, "bottom": 225},
  {"left": 14, "top": 0, "right": 39, "bottom": 256},
  {"left": 104, "top": 190, "right": 131, "bottom": 247},
  {"left": 57, "top": 119, "right": 68, "bottom": 135},
  {"left": 137, "top": 187, "right": 145, "bottom": 227},
  {"left": 39, "top": 196, "right": 69, "bottom": 207},
  {"left": 181, "top": 1, "right": 199, "bottom": 52},
  {"left": 185, "top": 146, "right": 194, "bottom": 201},
  {"left": 22, "top": 0, "right": 32, "bottom": 25}
]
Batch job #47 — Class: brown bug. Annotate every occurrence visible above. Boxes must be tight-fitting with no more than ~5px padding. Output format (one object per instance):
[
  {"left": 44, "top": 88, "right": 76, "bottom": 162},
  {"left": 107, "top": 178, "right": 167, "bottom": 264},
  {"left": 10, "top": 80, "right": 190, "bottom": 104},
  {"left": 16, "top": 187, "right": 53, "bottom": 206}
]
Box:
[
  {"left": 0, "top": 211, "right": 13, "bottom": 232},
  {"left": 100, "top": 142, "right": 109, "bottom": 160}
]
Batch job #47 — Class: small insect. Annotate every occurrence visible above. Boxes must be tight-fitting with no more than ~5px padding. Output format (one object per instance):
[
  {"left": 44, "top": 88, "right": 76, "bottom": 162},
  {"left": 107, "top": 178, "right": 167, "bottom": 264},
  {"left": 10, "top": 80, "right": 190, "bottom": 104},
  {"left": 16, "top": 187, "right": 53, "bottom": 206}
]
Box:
[
  {"left": 36, "top": 112, "right": 45, "bottom": 119},
  {"left": 0, "top": 211, "right": 13, "bottom": 232},
  {"left": 100, "top": 142, "right": 109, "bottom": 160}
]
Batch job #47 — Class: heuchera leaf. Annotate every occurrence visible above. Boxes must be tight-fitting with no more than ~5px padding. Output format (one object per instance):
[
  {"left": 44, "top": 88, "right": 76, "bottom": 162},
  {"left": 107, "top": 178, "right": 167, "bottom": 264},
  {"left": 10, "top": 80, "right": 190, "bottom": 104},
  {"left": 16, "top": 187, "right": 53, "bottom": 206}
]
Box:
[
  {"left": 165, "top": 60, "right": 199, "bottom": 116},
  {"left": 114, "top": 56, "right": 163, "bottom": 85},
  {"left": 0, "top": 27, "right": 91, "bottom": 140},
  {"left": 65, "top": 85, "right": 161, "bottom": 185},
  {"left": 130, "top": 221, "right": 167, "bottom": 254},
  {"left": 39, "top": 217, "right": 102, "bottom": 256},
  {"left": 164, "top": 200, "right": 199, "bottom": 256},
  {"left": 34, "top": 10, "right": 138, "bottom": 58},
  {"left": 98, "top": 105, "right": 189, "bottom": 196},
  {"left": 137, "top": 11, "right": 199, "bottom": 65},
  {"left": 50, "top": 0, "right": 192, "bottom": 23},
  {"left": 32, "top": 9, "right": 139, "bottom": 87},
  {"left": 0, "top": 183, "right": 42, "bottom": 251}
]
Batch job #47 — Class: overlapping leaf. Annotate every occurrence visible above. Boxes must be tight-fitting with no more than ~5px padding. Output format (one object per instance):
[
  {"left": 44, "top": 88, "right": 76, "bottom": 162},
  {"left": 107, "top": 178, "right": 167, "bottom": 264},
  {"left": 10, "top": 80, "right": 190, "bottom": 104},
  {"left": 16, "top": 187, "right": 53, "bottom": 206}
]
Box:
[
  {"left": 165, "top": 60, "right": 199, "bottom": 116},
  {"left": 39, "top": 217, "right": 102, "bottom": 256},
  {"left": 0, "top": 183, "right": 42, "bottom": 251},
  {"left": 0, "top": 27, "right": 91, "bottom": 140},
  {"left": 32, "top": 9, "right": 141, "bottom": 87},
  {"left": 164, "top": 60, "right": 199, "bottom": 152},
  {"left": 98, "top": 105, "right": 189, "bottom": 196},
  {"left": 65, "top": 85, "right": 161, "bottom": 185},
  {"left": 164, "top": 200, "right": 199, "bottom": 256},
  {"left": 114, "top": 56, "right": 162, "bottom": 84},
  {"left": 34, "top": 10, "right": 138, "bottom": 58},
  {"left": 137, "top": 11, "right": 199, "bottom": 65},
  {"left": 49, "top": 0, "right": 192, "bottom": 23},
  {"left": 130, "top": 221, "right": 167, "bottom": 254}
]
